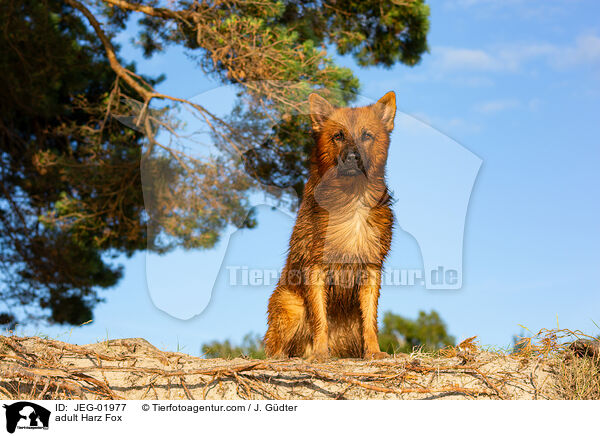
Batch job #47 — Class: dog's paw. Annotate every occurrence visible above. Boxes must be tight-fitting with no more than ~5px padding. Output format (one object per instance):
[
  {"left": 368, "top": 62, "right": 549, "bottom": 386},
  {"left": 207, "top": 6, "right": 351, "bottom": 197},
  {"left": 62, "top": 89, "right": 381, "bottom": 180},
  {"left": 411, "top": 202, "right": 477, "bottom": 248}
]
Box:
[
  {"left": 307, "top": 350, "right": 330, "bottom": 363},
  {"left": 366, "top": 351, "right": 390, "bottom": 360}
]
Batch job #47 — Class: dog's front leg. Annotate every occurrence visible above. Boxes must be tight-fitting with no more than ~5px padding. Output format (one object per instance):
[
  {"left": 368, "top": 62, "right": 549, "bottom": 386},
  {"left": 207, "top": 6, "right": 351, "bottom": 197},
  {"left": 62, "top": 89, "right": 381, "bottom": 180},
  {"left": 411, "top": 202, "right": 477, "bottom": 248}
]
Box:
[
  {"left": 360, "top": 266, "right": 388, "bottom": 359},
  {"left": 306, "top": 266, "right": 329, "bottom": 361}
]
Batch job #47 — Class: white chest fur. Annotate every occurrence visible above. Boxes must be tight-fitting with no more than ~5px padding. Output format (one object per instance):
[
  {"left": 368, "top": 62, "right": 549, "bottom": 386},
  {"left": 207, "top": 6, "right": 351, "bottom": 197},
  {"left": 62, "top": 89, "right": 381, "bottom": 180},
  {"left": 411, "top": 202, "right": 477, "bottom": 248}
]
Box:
[{"left": 323, "top": 201, "right": 380, "bottom": 263}]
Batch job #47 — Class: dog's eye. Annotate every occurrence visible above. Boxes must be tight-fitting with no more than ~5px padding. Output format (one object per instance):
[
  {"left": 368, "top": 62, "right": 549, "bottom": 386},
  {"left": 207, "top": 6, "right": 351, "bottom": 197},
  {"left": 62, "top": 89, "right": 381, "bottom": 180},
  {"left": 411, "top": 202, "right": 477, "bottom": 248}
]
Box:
[
  {"left": 362, "top": 131, "right": 374, "bottom": 141},
  {"left": 332, "top": 131, "right": 344, "bottom": 141}
]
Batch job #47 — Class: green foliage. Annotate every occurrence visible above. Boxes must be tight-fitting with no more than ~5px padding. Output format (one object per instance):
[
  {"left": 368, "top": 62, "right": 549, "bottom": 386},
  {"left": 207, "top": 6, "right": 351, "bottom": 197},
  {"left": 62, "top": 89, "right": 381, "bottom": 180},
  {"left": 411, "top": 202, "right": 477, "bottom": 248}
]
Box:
[
  {"left": 0, "top": 0, "right": 430, "bottom": 325},
  {"left": 276, "top": 0, "right": 430, "bottom": 67},
  {"left": 0, "top": 0, "right": 145, "bottom": 325},
  {"left": 202, "top": 334, "right": 266, "bottom": 359},
  {"left": 378, "top": 310, "right": 455, "bottom": 354}
]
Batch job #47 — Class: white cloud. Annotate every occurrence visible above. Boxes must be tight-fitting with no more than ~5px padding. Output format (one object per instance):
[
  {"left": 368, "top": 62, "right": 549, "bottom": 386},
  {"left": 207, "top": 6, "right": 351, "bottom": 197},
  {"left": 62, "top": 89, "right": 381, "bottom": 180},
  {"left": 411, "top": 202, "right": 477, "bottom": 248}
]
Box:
[
  {"left": 552, "top": 34, "right": 600, "bottom": 69},
  {"left": 408, "top": 111, "right": 482, "bottom": 136},
  {"left": 448, "top": 0, "right": 523, "bottom": 7},
  {"left": 472, "top": 97, "right": 546, "bottom": 115},
  {"left": 436, "top": 48, "right": 504, "bottom": 72},
  {"left": 444, "top": 0, "right": 576, "bottom": 17},
  {"left": 474, "top": 99, "right": 520, "bottom": 114},
  {"left": 432, "top": 34, "right": 600, "bottom": 75}
]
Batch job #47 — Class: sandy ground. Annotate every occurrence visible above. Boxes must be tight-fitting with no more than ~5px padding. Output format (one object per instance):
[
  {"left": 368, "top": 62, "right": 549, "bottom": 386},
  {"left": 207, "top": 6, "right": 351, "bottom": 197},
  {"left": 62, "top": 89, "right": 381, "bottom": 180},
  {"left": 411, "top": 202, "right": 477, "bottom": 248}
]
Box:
[{"left": 0, "top": 335, "right": 568, "bottom": 400}]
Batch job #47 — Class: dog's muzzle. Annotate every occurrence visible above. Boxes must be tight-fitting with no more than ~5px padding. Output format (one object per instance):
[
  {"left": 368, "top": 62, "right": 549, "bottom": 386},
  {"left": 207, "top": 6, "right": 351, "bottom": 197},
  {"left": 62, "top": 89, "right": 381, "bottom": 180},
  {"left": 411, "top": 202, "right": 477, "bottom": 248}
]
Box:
[{"left": 337, "top": 148, "right": 367, "bottom": 177}]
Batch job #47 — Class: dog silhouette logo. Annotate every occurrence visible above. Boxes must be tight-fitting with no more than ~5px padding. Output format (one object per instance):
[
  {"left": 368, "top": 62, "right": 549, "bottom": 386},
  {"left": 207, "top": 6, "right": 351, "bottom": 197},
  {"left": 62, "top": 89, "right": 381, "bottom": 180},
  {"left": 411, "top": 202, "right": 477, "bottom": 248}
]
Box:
[{"left": 3, "top": 402, "right": 50, "bottom": 433}]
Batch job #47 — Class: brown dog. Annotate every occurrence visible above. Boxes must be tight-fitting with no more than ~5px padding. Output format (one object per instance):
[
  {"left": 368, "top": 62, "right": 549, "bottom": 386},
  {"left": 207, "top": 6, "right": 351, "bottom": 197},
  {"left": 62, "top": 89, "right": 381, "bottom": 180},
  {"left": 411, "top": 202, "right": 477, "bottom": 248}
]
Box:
[{"left": 264, "top": 91, "right": 396, "bottom": 360}]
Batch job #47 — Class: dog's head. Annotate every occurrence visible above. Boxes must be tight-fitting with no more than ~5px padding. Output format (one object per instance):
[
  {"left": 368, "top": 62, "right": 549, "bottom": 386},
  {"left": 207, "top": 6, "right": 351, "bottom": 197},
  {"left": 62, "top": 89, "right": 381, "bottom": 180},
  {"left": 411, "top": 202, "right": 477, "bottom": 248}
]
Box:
[{"left": 308, "top": 91, "right": 396, "bottom": 181}]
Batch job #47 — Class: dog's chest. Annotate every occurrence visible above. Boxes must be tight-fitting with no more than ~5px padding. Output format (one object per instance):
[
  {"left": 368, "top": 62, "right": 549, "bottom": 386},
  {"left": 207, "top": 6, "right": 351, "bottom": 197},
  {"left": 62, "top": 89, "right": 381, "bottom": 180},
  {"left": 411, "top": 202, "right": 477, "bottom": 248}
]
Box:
[{"left": 323, "top": 202, "right": 380, "bottom": 262}]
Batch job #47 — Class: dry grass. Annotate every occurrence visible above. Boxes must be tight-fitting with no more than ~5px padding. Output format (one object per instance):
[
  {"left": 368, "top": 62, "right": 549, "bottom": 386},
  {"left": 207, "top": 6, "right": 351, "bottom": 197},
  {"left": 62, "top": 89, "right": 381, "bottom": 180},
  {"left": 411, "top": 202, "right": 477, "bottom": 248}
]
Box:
[
  {"left": 0, "top": 329, "right": 598, "bottom": 400},
  {"left": 555, "top": 352, "right": 600, "bottom": 400},
  {"left": 511, "top": 328, "right": 600, "bottom": 400}
]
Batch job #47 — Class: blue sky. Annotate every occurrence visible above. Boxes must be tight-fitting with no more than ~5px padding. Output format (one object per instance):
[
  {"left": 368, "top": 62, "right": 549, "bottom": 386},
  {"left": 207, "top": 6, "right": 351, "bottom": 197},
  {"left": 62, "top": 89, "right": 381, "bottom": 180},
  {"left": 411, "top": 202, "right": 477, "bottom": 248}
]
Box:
[{"left": 16, "top": 0, "right": 600, "bottom": 353}]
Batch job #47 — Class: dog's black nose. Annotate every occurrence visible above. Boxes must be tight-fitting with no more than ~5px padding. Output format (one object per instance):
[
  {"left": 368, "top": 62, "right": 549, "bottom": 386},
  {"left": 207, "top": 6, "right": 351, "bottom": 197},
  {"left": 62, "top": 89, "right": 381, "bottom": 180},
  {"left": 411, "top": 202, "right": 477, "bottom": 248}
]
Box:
[
  {"left": 342, "top": 147, "right": 362, "bottom": 163},
  {"left": 338, "top": 148, "right": 366, "bottom": 176},
  {"left": 346, "top": 150, "right": 359, "bottom": 161}
]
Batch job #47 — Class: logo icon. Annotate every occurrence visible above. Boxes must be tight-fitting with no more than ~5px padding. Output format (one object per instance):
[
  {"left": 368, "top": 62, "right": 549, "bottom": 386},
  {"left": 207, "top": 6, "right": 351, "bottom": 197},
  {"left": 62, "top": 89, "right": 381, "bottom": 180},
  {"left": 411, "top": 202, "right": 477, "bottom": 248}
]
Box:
[{"left": 2, "top": 402, "right": 50, "bottom": 434}]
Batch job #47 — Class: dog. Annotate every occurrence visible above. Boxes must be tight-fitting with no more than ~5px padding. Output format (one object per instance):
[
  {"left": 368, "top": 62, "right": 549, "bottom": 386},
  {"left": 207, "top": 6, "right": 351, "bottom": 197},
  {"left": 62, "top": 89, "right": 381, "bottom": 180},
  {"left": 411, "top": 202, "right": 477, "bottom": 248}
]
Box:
[{"left": 264, "top": 91, "right": 396, "bottom": 360}]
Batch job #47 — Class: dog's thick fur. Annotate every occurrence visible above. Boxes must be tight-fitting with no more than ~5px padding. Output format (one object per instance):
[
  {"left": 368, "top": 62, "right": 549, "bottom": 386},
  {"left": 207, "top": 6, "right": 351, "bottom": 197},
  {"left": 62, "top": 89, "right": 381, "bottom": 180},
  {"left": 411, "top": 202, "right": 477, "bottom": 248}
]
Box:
[{"left": 264, "top": 92, "right": 396, "bottom": 360}]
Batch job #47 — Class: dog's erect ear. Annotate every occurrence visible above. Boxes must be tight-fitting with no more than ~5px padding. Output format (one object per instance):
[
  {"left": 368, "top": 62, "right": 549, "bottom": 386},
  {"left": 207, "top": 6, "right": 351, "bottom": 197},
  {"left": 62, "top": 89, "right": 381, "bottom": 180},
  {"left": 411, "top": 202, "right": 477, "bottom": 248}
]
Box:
[
  {"left": 374, "top": 91, "right": 396, "bottom": 131},
  {"left": 308, "top": 93, "right": 334, "bottom": 132}
]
